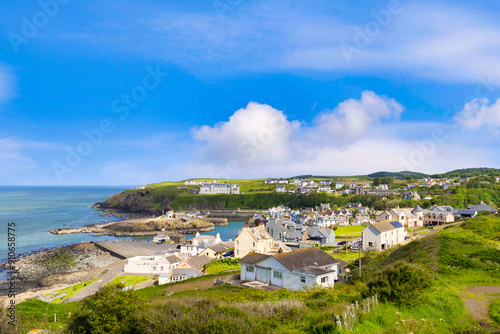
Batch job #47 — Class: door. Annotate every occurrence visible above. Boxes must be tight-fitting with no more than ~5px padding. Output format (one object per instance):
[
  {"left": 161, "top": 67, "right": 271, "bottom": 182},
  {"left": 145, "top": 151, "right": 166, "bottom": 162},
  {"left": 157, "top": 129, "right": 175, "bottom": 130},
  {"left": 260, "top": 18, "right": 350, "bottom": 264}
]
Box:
[{"left": 257, "top": 267, "right": 271, "bottom": 283}]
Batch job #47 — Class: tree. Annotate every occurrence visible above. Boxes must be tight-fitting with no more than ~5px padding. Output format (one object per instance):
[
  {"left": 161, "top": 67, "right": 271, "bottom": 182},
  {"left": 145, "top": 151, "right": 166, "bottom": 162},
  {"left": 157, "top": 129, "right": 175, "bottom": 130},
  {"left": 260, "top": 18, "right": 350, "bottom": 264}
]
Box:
[{"left": 68, "top": 283, "right": 149, "bottom": 334}]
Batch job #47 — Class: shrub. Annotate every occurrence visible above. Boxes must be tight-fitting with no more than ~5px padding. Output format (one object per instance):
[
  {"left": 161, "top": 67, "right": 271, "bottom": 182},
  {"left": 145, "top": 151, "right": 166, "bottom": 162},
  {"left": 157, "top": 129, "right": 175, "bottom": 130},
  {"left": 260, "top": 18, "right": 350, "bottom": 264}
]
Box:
[
  {"left": 364, "top": 263, "right": 432, "bottom": 307},
  {"left": 68, "top": 283, "right": 149, "bottom": 334},
  {"left": 490, "top": 300, "right": 500, "bottom": 325}
]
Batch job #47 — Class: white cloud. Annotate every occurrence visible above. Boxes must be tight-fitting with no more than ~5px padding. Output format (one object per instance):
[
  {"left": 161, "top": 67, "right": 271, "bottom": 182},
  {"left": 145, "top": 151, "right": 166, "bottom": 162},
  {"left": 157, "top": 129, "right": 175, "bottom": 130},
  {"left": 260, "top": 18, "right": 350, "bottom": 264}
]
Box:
[
  {"left": 455, "top": 98, "right": 500, "bottom": 131},
  {"left": 193, "top": 102, "right": 300, "bottom": 164},
  {"left": 314, "top": 91, "right": 403, "bottom": 143},
  {"left": 188, "top": 92, "right": 495, "bottom": 178}
]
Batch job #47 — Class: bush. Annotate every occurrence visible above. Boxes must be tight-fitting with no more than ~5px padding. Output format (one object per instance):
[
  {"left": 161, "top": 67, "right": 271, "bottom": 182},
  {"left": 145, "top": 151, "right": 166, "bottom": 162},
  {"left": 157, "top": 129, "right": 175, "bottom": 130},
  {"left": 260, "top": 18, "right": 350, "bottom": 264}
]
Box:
[
  {"left": 490, "top": 300, "right": 500, "bottom": 324},
  {"left": 364, "top": 263, "right": 432, "bottom": 307},
  {"left": 68, "top": 283, "right": 149, "bottom": 334}
]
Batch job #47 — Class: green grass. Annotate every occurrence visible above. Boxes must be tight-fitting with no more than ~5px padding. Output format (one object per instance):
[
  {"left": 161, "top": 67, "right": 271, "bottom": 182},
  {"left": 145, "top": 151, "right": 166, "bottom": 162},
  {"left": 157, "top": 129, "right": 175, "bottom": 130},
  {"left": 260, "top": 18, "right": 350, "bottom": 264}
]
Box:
[
  {"left": 490, "top": 300, "right": 500, "bottom": 325},
  {"left": 107, "top": 275, "right": 153, "bottom": 287},
  {"left": 48, "top": 278, "right": 98, "bottom": 304},
  {"left": 204, "top": 258, "right": 241, "bottom": 274},
  {"left": 14, "top": 299, "right": 78, "bottom": 332},
  {"left": 335, "top": 225, "right": 365, "bottom": 237}
]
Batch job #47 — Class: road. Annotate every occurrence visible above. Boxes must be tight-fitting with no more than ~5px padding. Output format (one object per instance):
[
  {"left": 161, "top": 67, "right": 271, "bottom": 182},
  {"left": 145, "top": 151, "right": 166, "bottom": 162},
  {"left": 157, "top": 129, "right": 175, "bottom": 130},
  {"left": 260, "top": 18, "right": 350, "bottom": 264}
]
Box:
[{"left": 65, "top": 259, "right": 128, "bottom": 302}]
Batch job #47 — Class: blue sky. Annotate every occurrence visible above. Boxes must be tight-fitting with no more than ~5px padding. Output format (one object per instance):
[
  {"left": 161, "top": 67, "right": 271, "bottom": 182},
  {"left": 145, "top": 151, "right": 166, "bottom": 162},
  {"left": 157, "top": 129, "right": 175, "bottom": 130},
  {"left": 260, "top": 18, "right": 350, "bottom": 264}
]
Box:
[{"left": 1, "top": 0, "right": 500, "bottom": 185}]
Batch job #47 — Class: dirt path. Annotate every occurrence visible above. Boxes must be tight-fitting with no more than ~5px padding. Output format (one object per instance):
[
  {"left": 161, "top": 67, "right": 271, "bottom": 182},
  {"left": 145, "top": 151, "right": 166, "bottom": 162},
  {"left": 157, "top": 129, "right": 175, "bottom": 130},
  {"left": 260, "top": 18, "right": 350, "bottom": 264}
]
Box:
[
  {"left": 467, "top": 286, "right": 500, "bottom": 293},
  {"left": 462, "top": 285, "right": 500, "bottom": 330}
]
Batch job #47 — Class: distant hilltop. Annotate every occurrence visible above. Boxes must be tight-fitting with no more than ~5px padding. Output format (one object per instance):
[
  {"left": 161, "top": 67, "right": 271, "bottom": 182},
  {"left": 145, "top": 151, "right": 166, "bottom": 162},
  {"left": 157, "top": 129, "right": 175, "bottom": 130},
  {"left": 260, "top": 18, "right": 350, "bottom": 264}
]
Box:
[{"left": 92, "top": 167, "right": 500, "bottom": 216}]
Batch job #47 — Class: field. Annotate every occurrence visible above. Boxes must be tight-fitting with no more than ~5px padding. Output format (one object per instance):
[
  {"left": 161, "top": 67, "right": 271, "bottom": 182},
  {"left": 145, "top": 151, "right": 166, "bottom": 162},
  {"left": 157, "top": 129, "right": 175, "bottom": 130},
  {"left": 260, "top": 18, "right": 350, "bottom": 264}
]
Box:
[
  {"left": 47, "top": 278, "right": 98, "bottom": 304},
  {"left": 335, "top": 225, "right": 365, "bottom": 237},
  {"left": 107, "top": 275, "right": 153, "bottom": 287}
]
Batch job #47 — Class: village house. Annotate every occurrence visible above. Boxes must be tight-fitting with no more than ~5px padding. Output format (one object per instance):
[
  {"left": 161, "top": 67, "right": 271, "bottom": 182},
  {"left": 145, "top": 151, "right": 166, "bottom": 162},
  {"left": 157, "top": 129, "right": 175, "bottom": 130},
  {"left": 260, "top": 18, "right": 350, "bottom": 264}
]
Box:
[
  {"left": 421, "top": 208, "right": 455, "bottom": 226},
  {"left": 320, "top": 180, "right": 332, "bottom": 185},
  {"left": 317, "top": 186, "right": 331, "bottom": 193},
  {"left": 276, "top": 185, "right": 286, "bottom": 193},
  {"left": 314, "top": 215, "right": 337, "bottom": 227},
  {"left": 266, "top": 219, "right": 335, "bottom": 246},
  {"left": 452, "top": 209, "right": 478, "bottom": 218},
  {"left": 160, "top": 268, "right": 204, "bottom": 284},
  {"left": 335, "top": 182, "right": 344, "bottom": 189},
  {"left": 362, "top": 221, "right": 406, "bottom": 251},
  {"left": 353, "top": 215, "right": 371, "bottom": 225},
  {"left": 177, "top": 254, "right": 212, "bottom": 270},
  {"left": 468, "top": 202, "right": 498, "bottom": 214},
  {"left": 199, "top": 241, "right": 234, "bottom": 259},
  {"left": 200, "top": 183, "right": 240, "bottom": 195},
  {"left": 239, "top": 248, "right": 340, "bottom": 290},
  {"left": 180, "top": 232, "right": 222, "bottom": 257},
  {"left": 235, "top": 223, "right": 291, "bottom": 258},
  {"left": 124, "top": 253, "right": 181, "bottom": 275}
]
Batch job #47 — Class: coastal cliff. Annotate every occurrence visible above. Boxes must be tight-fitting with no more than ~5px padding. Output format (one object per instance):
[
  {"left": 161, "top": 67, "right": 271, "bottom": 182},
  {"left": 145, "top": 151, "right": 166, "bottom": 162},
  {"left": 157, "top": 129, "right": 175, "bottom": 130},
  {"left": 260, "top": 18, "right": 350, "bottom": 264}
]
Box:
[{"left": 93, "top": 188, "right": 173, "bottom": 215}]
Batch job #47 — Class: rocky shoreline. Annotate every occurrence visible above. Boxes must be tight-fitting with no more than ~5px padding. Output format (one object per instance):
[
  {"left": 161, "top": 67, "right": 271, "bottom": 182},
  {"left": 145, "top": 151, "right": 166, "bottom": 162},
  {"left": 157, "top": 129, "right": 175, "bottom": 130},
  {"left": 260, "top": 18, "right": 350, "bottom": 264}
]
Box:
[
  {"left": 48, "top": 215, "right": 215, "bottom": 237},
  {"left": 0, "top": 242, "right": 120, "bottom": 307}
]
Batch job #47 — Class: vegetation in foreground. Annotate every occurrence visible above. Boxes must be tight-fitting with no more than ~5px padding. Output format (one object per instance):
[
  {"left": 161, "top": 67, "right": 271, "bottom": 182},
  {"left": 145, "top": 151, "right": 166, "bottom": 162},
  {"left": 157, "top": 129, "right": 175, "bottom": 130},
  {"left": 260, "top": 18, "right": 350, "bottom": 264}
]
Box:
[{"left": 3, "top": 214, "right": 500, "bottom": 333}]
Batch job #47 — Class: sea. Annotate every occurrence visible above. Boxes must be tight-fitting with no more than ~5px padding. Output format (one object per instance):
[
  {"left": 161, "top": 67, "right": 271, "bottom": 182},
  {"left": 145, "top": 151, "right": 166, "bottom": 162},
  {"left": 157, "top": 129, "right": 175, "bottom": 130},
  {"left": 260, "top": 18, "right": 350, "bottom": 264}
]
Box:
[{"left": 0, "top": 186, "right": 245, "bottom": 280}]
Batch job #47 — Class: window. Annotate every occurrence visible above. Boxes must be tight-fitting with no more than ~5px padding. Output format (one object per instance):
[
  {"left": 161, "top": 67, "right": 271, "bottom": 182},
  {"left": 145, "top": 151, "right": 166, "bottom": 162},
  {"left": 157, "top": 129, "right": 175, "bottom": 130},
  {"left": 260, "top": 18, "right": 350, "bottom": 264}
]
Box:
[
  {"left": 246, "top": 265, "right": 254, "bottom": 272},
  {"left": 368, "top": 242, "right": 373, "bottom": 247},
  {"left": 278, "top": 233, "right": 282, "bottom": 239},
  {"left": 321, "top": 276, "right": 328, "bottom": 283},
  {"left": 160, "top": 266, "right": 164, "bottom": 271},
  {"left": 237, "top": 240, "right": 239, "bottom": 245},
  {"left": 273, "top": 271, "right": 282, "bottom": 279},
  {"left": 153, "top": 266, "right": 157, "bottom": 271},
  {"left": 252, "top": 242, "right": 256, "bottom": 247},
  {"left": 300, "top": 276, "right": 306, "bottom": 283}
]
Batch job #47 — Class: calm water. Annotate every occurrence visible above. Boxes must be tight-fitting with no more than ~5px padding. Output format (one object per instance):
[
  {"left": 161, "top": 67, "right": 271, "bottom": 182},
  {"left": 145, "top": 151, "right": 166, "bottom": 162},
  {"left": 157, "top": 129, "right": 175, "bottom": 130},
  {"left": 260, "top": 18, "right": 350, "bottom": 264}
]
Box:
[{"left": 0, "top": 186, "right": 245, "bottom": 279}]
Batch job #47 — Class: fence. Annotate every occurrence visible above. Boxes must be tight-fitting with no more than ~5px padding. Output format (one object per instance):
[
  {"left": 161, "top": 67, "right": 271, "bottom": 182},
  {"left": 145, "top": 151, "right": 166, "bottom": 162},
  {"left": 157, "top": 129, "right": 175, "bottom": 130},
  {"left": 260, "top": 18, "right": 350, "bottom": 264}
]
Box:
[{"left": 335, "top": 294, "right": 379, "bottom": 330}]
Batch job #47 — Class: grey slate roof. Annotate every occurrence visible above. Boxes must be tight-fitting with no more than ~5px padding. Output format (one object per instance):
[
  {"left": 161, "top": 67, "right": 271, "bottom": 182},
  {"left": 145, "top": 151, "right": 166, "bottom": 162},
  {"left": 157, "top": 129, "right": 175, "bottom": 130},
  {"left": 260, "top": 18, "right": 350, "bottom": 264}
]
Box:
[
  {"left": 186, "top": 255, "right": 212, "bottom": 268},
  {"left": 413, "top": 205, "right": 424, "bottom": 212},
  {"left": 272, "top": 248, "right": 339, "bottom": 272},
  {"left": 468, "top": 203, "right": 498, "bottom": 213}
]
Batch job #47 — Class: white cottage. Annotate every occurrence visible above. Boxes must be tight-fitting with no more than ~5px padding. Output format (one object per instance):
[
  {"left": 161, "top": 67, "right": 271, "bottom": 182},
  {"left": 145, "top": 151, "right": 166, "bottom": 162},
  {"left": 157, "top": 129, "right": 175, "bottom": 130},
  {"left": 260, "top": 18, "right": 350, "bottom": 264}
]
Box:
[
  {"left": 239, "top": 248, "right": 339, "bottom": 291},
  {"left": 362, "top": 221, "right": 406, "bottom": 251}
]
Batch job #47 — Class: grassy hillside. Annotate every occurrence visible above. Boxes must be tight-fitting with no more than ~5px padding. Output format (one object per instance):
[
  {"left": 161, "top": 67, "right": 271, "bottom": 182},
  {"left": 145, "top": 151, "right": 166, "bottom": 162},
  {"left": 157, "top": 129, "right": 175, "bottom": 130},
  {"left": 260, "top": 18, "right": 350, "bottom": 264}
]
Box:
[
  {"left": 93, "top": 168, "right": 500, "bottom": 214},
  {"left": 8, "top": 215, "right": 500, "bottom": 333}
]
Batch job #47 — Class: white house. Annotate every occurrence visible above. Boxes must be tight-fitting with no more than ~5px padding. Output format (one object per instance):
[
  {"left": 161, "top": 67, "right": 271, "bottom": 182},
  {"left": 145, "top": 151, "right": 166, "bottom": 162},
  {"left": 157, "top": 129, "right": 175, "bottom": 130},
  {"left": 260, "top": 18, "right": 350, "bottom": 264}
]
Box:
[
  {"left": 317, "top": 186, "right": 331, "bottom": 193},
  {"left": 335, "top": 182, "right": 344, "bottom": 189},
  {"left": 362, "top": 221, "right": 406, "bottom": 251},
  {"left": 276, "top": 185, "right": 286, "bottom": 193},
  {"left": 124, "top": 253, "right": 180, "bottom": 275},
  {"left": 239, "top": 248, "right": 339, "bottom": 290},
  {"left": 200, "top": 183, "right": 240, "bottom": 194},
  {"left": 180, "top": 232, "right": 222, "bottom": 256},
  {"left": 319, "top": 180, "right": 332, "bottom": 185}
]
